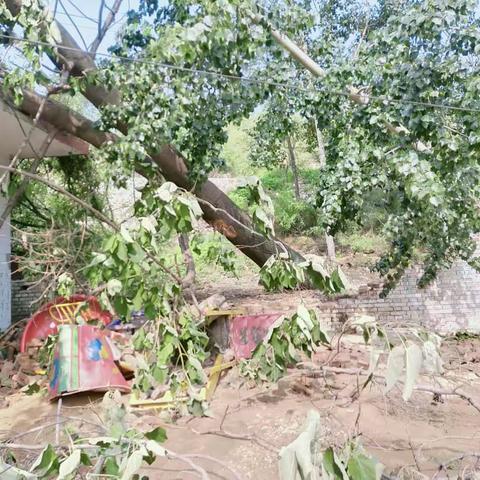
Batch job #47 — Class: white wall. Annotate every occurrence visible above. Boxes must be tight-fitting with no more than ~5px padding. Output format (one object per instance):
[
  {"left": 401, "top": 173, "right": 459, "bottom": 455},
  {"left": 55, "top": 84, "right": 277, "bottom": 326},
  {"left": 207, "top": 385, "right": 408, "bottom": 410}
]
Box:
[
  {"left": 0, "top": 102, "right": 89, "bottom": 330},
  {"left": 0, "top": 157, "right": 11, "bottom": 330}
]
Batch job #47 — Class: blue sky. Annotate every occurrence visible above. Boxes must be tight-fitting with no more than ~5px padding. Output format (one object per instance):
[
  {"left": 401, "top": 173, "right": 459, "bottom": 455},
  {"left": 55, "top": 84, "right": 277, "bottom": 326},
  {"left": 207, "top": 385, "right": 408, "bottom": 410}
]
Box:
[{"left": 47, "top": 0, "right": 140, "bottom": 55}]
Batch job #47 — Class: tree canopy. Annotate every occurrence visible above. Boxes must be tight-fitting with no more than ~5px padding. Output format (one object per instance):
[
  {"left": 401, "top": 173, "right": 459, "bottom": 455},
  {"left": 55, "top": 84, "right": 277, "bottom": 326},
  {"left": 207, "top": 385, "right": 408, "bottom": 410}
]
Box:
[{"left": 1, "top": 0, "right": 480, "bottom": 296}]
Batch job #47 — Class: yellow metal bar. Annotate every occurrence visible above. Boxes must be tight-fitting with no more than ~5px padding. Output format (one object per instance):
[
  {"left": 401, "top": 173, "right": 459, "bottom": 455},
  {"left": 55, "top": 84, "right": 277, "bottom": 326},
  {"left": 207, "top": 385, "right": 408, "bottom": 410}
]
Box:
[
  {"left": 205, "top": 355, "right": 235, "bottom": 401},
  {"left": 208, "top": 360, "right": 236, "bottom": 376},
  {"left": 49, "top": 302, "right": 83, "bottom": 323},
  {"left": 203, "top": 308, "right": 246, "bottom": 326},
  {"left": 130, "top": 356, "right": 236, "bottom": 408}
]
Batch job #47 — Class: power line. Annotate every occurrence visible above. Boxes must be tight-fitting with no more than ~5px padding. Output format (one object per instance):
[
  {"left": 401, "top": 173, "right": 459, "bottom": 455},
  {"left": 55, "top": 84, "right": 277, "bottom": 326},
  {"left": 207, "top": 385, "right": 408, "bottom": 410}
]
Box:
[
  {"left": 1, "top": 33, "right": 480, "bottom": 115},
  {"left": 55, "top": 11, "right": 99, "bottom": 23},
  {"left": 61, "top": 0, "right": 99, "bottom": 23}
]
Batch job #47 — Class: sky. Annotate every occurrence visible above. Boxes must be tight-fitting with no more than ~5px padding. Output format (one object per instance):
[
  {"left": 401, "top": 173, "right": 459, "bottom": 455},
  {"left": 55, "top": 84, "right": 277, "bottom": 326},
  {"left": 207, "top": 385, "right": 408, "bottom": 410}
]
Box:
[{"left": 46, "top": 0, "right": 140, "bottom": 56}]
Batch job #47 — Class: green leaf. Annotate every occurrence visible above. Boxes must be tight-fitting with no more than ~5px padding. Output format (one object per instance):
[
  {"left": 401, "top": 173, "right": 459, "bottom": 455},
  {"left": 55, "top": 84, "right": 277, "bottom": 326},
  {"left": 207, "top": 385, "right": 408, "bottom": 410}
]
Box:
[
  {"left": 157, "top": 182, "right": 176, "bottom": 202},
  {"left": 145, "top": 439, "right": 166, "bottom": 457},
  {"left": 145, "top": 426, "right": 167, "bottom": 443},
  {"left": 278, "top": 410, "right": 319, "bottom": 480},
  {"left": 120, "top": 226, "right": 134, "bottom": 243},
  {"left": 80, "top": 452, "right": 92, "bottom": 466},
  {"left": 422, "top": 340, "right": 443, "bottom": 375},
  {"left": 104, "top": 457, "right": 119, "bottom": 476},
  {"left": 107, "top": 278, "right": 123, "bottom": 295},
  {"left": 116, "top": 241, "right": 129, "bottom": 262},
  {"left": 403, "top": 342, "right": 423, "bottom": 401},
  {"left": 331, "top": 267, "right": 348, "bottom": 292},
  {"left": 322, "top": 447, "right": 345, "bottom": 480},
  {"left": 189, "top": 399, "right": 205, "bottom": 417},
  {"left": 141, "top": 215, "right": 158, "bottom": 233},
  {"left": 104, "top": 235, "right": 118, "bottom": 253},
  {"left": 30, "top": 444, "right": 58, "bottom": 476},
  {"left": 120, "top": 450, "right": 144, "bottom": 480},
  {"left": 23, "top": 382, "right": 41, "bottom": 395},
  {"left": 58, "top": 449, "right": 81, "bottom": 479},
  {"left": 0, "top": 461, "right": 36, "bottom": 479},
  {"left": 385, "top": 346, "right": 405, "bottom": 393},
  {"left": 347, "top": 453, "right": 383, "bottom": 480}
]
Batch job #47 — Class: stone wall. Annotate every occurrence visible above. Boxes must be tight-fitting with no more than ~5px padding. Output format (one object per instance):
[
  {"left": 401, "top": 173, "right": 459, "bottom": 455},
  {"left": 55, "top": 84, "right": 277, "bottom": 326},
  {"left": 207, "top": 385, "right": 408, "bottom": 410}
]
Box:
[
  {"left": 11, "top": 280, "right": 44, "bottom": 323},
  {"left": 316, "top": 260, "right": 480, "bottom": 334}
]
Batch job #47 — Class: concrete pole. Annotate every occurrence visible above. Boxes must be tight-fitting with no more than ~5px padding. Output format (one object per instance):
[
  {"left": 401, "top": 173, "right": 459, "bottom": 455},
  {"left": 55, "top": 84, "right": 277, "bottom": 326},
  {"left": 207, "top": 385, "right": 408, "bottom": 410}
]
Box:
[
  {"left": 0, "top": 155, "right": 11, "bottom": 330},
  {"left": 313, "top": 119, "right": 336, "bottom": 261}
]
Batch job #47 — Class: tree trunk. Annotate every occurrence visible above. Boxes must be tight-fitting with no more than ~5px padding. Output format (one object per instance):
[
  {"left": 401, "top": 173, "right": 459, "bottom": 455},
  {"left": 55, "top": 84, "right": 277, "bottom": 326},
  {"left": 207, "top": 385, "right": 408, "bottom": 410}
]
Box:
[
  {"left": 286, "top": 136, "right": 300, "bottom": 200},
  {"left": 313, "top": 118, "right": 326, "bottom": 166},
  {"left": 3, "top": 0, "right": 306, "bottom": 268},
  {"left": 325, "top": 234, "right": 336, "bottom": 260},
  {"left": 2, "top": 89, "right": 304, "bottom": 268},
  {"left": 178, "top": 233, "right": 196, "bottom": 288},
  {"left": 312, "top": 119, "right": 336, "bottom": 261}
]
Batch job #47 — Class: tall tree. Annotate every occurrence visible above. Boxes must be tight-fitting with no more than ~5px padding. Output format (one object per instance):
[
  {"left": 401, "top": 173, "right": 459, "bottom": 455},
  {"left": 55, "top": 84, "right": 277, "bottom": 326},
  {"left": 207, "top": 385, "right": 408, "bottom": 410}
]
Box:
[{"left": 1, "top": 0, "right": 480, "bottom": 291}]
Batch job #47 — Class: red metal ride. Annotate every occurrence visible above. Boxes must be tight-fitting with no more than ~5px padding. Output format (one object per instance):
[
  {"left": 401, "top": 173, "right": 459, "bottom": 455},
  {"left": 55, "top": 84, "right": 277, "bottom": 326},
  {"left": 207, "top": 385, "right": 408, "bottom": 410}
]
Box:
[{"left": 20, "top": 294, "right": 112, "bottom": 353}]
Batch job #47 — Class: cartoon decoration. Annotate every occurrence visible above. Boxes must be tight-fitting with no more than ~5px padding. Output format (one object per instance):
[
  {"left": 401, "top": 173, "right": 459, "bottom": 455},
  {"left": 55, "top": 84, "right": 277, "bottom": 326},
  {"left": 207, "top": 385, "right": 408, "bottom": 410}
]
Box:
[
  {"left": 229, "top": 313, "right": 283, "bottom": 359},
  {"left": 49, "top": 324, "right": 130, "bottom": 399}
]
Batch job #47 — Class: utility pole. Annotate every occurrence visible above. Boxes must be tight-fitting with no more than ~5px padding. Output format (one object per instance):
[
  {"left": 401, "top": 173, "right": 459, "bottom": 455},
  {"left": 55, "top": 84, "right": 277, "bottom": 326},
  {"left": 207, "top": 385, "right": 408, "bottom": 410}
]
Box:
[
  {"left": 313, "top": 118, "right": 336, "bottom": 261},
  {"left": 286, "top": 136, "right": 301, "bottom": 200}
]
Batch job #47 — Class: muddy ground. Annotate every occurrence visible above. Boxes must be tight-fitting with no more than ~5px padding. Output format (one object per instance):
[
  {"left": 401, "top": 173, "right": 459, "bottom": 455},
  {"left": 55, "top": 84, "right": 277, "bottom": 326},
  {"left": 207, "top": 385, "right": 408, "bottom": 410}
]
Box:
[{"left": 1, "top": 332, "right": 479, "bottom": 479}]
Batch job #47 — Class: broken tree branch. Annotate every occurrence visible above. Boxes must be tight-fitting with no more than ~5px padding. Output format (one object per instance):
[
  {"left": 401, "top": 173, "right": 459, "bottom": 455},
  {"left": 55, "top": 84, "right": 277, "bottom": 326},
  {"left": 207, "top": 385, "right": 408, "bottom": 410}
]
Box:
[
  {"left": 3, "top": 0, "right": 306, "bottom": 270},
  {"left": 165, "top": 450, "right": 210, "bottom": 480},
  {"left": 191, "top": 426, "right": 277, "bottom": 454},
  {"left": 0, "top": 164, "right": 183, "bottom": 285},
  {"left": 249, "top": 10, "right": 429, "bottom": 153},
  {"left": 89, "top": 0, "right": 123, "bottom": 56},
  {"left": 182, "top": 454, "right": 242, "bottom": 480},
  {"left": 294, "top": 365, "right": 480, "bottom": 414}
]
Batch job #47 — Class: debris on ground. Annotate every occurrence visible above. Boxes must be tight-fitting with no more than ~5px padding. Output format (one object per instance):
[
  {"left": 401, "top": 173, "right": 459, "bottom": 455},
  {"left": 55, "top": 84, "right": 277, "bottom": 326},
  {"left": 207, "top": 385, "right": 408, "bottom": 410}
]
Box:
[{"left": 1, "top": 292, "right": 480, "bottom": 479}]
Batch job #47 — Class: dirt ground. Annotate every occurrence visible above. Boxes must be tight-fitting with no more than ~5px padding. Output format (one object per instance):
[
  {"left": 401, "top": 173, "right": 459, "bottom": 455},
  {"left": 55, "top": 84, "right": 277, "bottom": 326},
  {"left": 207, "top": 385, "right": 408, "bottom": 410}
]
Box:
[{"left": 1, "top": 333, "right": 479, "bottom": 479}]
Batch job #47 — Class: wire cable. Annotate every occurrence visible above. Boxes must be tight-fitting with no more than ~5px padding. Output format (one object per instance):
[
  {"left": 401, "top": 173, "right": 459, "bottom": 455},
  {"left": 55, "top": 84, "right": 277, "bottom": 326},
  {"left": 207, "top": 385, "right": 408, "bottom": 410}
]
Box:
[{"left": 1, "top": 33, "right": 480, "bottom": 115}]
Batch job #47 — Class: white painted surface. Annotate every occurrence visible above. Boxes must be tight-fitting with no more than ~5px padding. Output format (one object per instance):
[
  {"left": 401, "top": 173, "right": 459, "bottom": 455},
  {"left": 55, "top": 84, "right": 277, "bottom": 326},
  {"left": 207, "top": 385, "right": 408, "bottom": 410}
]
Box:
[
  {"left": 0, "top": 99, "right": 88, "bottom": 329},
  {"left": 0, "top": 156, "right": 11, "bottom": 330},
  {"left": 0, "top": 103, "right": 86, "bottom": 159}
]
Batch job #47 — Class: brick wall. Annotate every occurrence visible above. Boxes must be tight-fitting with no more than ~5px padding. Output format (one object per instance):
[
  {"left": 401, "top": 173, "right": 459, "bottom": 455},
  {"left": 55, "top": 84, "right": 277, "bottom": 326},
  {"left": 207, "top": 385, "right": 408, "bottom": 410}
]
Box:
[
  {"left": 11, "top": 280, "right": 44, "bottom": 323},
  {"left": 10, "top": 260, "right": 480, "bottom": 333},
  {"left": 316, "top": 260, "right": 480, "bottom": 334}
]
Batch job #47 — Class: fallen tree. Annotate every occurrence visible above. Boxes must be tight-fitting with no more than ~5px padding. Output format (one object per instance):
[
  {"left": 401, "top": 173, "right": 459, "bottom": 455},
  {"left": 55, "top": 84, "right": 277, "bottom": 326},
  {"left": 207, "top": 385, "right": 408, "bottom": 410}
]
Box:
[
  {"left": 3, "top": 0, "right": 480, "bottom": 290},
  {"left": 1, "top": 86, "right": 303, "bottom": 267},
  {"left": 2, "top": 0, "right": 306, "bottom": 268}
]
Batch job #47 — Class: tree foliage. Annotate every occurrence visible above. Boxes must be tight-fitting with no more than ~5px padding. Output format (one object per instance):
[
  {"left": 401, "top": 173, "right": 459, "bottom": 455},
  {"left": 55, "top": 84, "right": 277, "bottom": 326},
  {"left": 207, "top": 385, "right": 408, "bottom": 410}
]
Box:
[
  {"left": 311, "top": 0, "right": 480, "bottom": 288},
  {"left": 1, "top": 0, "right": 480, "bottom": 411},
  {"left": 4, "top": 0, "right": 480, "bottom": 290}
]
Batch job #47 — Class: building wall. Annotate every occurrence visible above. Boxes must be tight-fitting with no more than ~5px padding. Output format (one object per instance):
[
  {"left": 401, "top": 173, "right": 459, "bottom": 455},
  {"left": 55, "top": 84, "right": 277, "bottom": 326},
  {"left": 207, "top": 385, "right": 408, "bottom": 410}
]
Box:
[
  {"left": 8, "top": 259, "right": 480, "bottom": 333},
  {"left": 11, "top": 280, "right": 44, "bottom": 323},
  {"left": 316, "top": 260, "right": 480, "bottom": 334}
]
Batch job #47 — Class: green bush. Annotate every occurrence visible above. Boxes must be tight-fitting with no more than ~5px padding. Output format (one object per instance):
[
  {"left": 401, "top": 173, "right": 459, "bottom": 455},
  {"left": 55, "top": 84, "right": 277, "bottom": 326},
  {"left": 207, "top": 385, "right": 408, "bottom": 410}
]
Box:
[
  {"left": 337, "top": 230, "right": 388, "bottom": 254},
  {"left": 260, "top": 169, "right": 319, "bottom": 235}
]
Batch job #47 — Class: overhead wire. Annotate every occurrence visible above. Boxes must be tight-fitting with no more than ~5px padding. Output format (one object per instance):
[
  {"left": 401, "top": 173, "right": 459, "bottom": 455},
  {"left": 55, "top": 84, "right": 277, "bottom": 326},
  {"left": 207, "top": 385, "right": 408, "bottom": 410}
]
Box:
[
  {"left": 58, "top": 0, "right": 89, "bottom": 51},
  {"left": 61, "top": 0, "right": 99, "bottom": 23},
  {"left": 1, "top": 33, "right": 480, "bottom": 115}
]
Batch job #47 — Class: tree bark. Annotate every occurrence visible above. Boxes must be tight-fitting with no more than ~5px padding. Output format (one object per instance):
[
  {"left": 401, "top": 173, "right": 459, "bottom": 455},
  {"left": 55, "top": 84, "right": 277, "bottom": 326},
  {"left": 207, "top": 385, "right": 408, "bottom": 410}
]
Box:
[
  {"left": 1, "top": 88, "right": 304, "bottom": 268},
  {"left": 178, "top": 233, "right": 196, "bottom": 288},
  {"left": 313, "top": 119, "right": 336, "bottom": 260},
  {"left": 286, "top": 136, "right": 300, "bottom": 200},
  {"left": 3, "top": 0, "right": 305, "bottom": 268}
]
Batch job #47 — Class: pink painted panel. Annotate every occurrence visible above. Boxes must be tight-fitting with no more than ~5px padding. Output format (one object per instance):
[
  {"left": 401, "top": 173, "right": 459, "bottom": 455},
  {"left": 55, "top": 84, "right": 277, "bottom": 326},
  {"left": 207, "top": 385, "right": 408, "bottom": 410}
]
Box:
[{"left": 230, "top": 313, "right": 283, "bottom": 359}]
